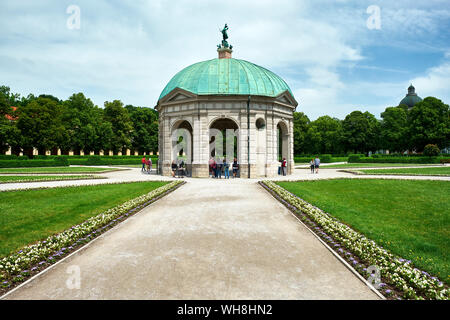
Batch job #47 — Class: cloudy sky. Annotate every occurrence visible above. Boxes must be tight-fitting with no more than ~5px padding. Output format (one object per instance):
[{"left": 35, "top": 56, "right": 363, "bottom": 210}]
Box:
[{"left": 1, "top": 0, "right": 449, "bottom": 120}]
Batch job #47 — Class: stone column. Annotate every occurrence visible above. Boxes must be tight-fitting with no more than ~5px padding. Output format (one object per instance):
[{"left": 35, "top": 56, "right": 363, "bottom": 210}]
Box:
[
  {"left": 192, "top": 111, "right": 209, "bottom": 177},
  {"left": 162, "top": 116, "right": 172, "bottom": 176},
  {"left": 288, "top": 119, "right": 295, "bottom": 175}
]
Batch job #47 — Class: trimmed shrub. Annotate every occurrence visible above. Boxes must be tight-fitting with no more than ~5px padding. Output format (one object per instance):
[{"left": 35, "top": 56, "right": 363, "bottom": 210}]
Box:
[
  {"left": 0, "top": 155, "right": 29, "bottom": 160},
  {"left": 423, "top": 144, "right": 441, "bottom": 157},
  {"left": 350, "top": 156, "right": 442, "bottom": 164},
  {"left": 67, "top": 156, "right": 158, "bottom": 166},
  {"left": 0, "top": 158, "right": 68, "bottom": 168},
  {"left": 348, "top": 154, "right": 363, "bottom": 163}
]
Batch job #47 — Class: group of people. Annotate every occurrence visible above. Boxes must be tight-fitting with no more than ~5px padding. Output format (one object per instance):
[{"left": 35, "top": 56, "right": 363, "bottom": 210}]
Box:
[
  {"left": 141, "top": 157, "right": 153, "bottom": 173},
  {"left": 209, "top": 157, "right": 239, "bottom": 179},
  {"left": 309, "top": 156, "right": 320, "bottom": 174},
  {"left": 171, "top": 160, "right": 187, "bottom": 178},
  {"left": 279, "top": 157, "right": 287, "bottom": 176}
]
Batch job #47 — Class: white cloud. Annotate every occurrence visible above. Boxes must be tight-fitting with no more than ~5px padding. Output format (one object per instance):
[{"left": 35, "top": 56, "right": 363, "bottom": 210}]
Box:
[
  {"left": 0, "top": 0, "right": 448, "bottom": 118},
  {"left": 410, "top": 60, "right": 450, "bottom": 104}
]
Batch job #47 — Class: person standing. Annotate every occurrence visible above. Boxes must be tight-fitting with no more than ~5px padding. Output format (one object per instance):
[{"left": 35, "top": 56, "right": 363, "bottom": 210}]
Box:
[
  {"left": 310, "top": 158, "right": 315, "bottom": 174},
  {"left": 232, "top": 158, "right": 239, "bottom": 178},
  {"left": 217, "top": 157, "right": 223, "bottom": 179},
  {"left": 209, "top": 157, "right": 214, "bottom": 177},
  {"left": 171, "top": 160, "right": 178, "bottom": 178},
  {"left": 314, "top": 156, "right": 320, "bottom": 174},
  {"left": 281, "top": 157, "right": 287, "bottom": 176},
  {"left": 148, "top": 157, "right": 152, "bottom": 173},
  {"left": 212, "top": 158, "right": 217, "bottom": 178},
  {"left": 141, "top": 156, "right": 146, "bottom": 172},
  {"left": 223, "top": 157, "right": 230, "bottom": 179}
]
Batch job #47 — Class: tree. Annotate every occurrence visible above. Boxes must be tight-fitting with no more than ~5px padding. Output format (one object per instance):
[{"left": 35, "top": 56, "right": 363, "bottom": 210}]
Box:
[
  {"left": 407, "top": 97, "right": 449, "bottom": 151},
  {"left": 16, "top": 96, "right": 65, "bottom": 155},
  {"left": 103, "top": 100, "right": 133, "bottom": 154},
  {"left": 0, "top": 89, "right": 15, "bottom": 153},
  {"left": 0, "top": 86, "right": 23, "bottom": 154},
  {"left": 125, "top": 105, "right": 159, "bottom": 154},
  {"left": 61, "top": 93, "right": 99, "bottom": 154},
  {"left": 292, "top": 112, "right": 310, "bottom": 155},
  {"left": 304, "top": 116, "right": 344, "bottom": 154},
  {"left": 380, "top": 105, "right": 408, "bottom": 152},
  {"left": 342, "top": 110, "right": 380, "bottom": 153},
  {"left": 92, "top": 107, "right": 114, "bottom": 154}
]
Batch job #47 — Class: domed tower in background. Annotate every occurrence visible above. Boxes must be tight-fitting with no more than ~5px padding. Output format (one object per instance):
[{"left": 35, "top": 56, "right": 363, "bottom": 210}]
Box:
[
  {"left": 155, "top": 25, "right": 298, "bottom": 178},
  {"left": 399, "top": 84, "right": 422, "bottom": 108}
]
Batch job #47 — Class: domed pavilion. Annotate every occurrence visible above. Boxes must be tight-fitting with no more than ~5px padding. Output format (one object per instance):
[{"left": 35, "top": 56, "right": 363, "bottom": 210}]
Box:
[
  {"left": 156, "top": 26, "right": 298, "bottom": 178},
  {"left": 399, "top": 84, "right": 422, "bottom": 108}
]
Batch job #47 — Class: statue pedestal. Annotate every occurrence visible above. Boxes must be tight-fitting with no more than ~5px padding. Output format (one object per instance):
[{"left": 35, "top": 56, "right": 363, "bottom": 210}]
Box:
[{"left": 217, "top": 47, "right": 232, "bottom": 59}]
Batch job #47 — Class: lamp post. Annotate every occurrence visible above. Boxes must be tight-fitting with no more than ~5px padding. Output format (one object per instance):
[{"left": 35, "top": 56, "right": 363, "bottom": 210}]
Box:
[{"left": 247, "top": 95, "right": 251, "bottom": 178}]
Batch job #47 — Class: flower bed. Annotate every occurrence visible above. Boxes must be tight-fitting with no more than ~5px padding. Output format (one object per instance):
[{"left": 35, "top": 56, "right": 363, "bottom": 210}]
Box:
[
  {"left": 260, "top": 180, "right": 449, "bottom": 300},
  {"left": 0, "top": 180, "right": 184, "bottom": 295},
  {"left": 0, "top": 175, "right": 106, "bottom": 184}
]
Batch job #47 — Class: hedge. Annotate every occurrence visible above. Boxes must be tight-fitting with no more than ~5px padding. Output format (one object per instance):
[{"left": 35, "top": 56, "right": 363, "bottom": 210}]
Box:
[
  {"left": 0, "top": 155, "right": 29, "bottom": 160},
  {"left": 348, "top": 155, "right": 447, "bottom": 164},
  {"left": 0, "top": 158, "right": 69, "bottom": 168},
  {"left": 68, "top": 156, "right": 158, "bottom": 166},
  {"left": 294, "top": 154, "right": 347, "bottom": 163}
]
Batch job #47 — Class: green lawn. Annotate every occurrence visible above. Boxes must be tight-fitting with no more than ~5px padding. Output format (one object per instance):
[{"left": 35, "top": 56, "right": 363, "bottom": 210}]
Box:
[
  {"left": 0, "top": 181, "right": 168, "bottom": 257},
  {"left": 276, "top": 179, "right": 450, "bottom": 283},
  {"left": 0, "top": 175, "right": 102, "bottom": 183},
  {"left": 359, "top": 166, "right": 450, "bottom": 176},
  {"left": 302, "top": 163, "right": 439, "bottom": 169},
  {"left": 0, "top": 167, "right": 123, "bottom": 174}
]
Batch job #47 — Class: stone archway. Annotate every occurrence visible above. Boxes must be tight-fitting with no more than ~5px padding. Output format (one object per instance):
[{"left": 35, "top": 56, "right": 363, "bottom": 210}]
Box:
[
  {"left": 209, "top": 117, "right": 239, "bottom": 176},
  {"left": 171, "top": 119, "right": 193, "bottom": 177},
  {"left": 277, "top": 121, "right": 289, "bottom": 173}
]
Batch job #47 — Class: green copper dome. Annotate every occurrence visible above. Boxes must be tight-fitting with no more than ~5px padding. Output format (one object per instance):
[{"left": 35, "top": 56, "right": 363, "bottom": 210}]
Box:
[
  {"left": 399, "top": 84, "right": 422, "bottom": 108},
  {"left": 159, "top": 58, "right": 293, "bottom": 101}
]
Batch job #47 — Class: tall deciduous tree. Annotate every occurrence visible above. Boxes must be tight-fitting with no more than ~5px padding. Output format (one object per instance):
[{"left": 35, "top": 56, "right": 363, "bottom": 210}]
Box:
[
  {"left": 104, "top": 100, "right": 133, "bottom": 154},
  {"left": 342, "top": 110, "right": 380, "bottom": 153},
  {"left": 125, "top": 105, "right": 159, "bottom": 154},
  {"left": 407, "top": 97, "right": 449, "bottom": 151},
  {"left": 16, "top": 97, "right": 65, "bottom": 155},
  {"left": 304, "top": 116, "right": 344, "bottom": 154},
  {"left": 380, "top": 105, "right": 408, "bottom": 152},
  {"left": 62, "top": 93, "right": 99, "bottom": 154},
  {"left": 292, "top": 112, "right": 310, "bottom": 155}
]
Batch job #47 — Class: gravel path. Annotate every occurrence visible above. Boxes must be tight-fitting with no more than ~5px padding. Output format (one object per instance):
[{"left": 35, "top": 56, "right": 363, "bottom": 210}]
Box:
[
  {"left": 2, "top": 178, "right": 379, "bottom": 300},
  {"left": 2, "top": 164, "right": 447, "bottom": 300}
]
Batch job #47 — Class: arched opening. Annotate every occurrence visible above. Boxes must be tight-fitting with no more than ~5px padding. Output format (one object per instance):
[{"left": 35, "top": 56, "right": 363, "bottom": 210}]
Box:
[
  {"left": 171, "top": 120, "right": 193, "bottom": 177},
  {"left": 277, "top": 121, "right": 289, "bottom": 174},
  {"left": 209, "top": 118, "right": 239, "bottom": 177}
]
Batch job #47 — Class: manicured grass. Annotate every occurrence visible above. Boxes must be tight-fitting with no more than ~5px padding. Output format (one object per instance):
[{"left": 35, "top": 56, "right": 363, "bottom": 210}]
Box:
[
  {"left": 309, "top": 163, "right": 439, "bottom": 169},
  {"left": 359, "top": 167, "right": 450, "bottom": 176},
  {"left": 0, "top": 175, "right": 102, "bottom": 183},
  {"left": 0, "top": 181, "right": 168, "bottom": 257},
  {"left": 0, "top": 167, "right": 123, "bottom": 174},
  {"left": 276, "top": 179, "right": 450, "bottom": 283}
]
